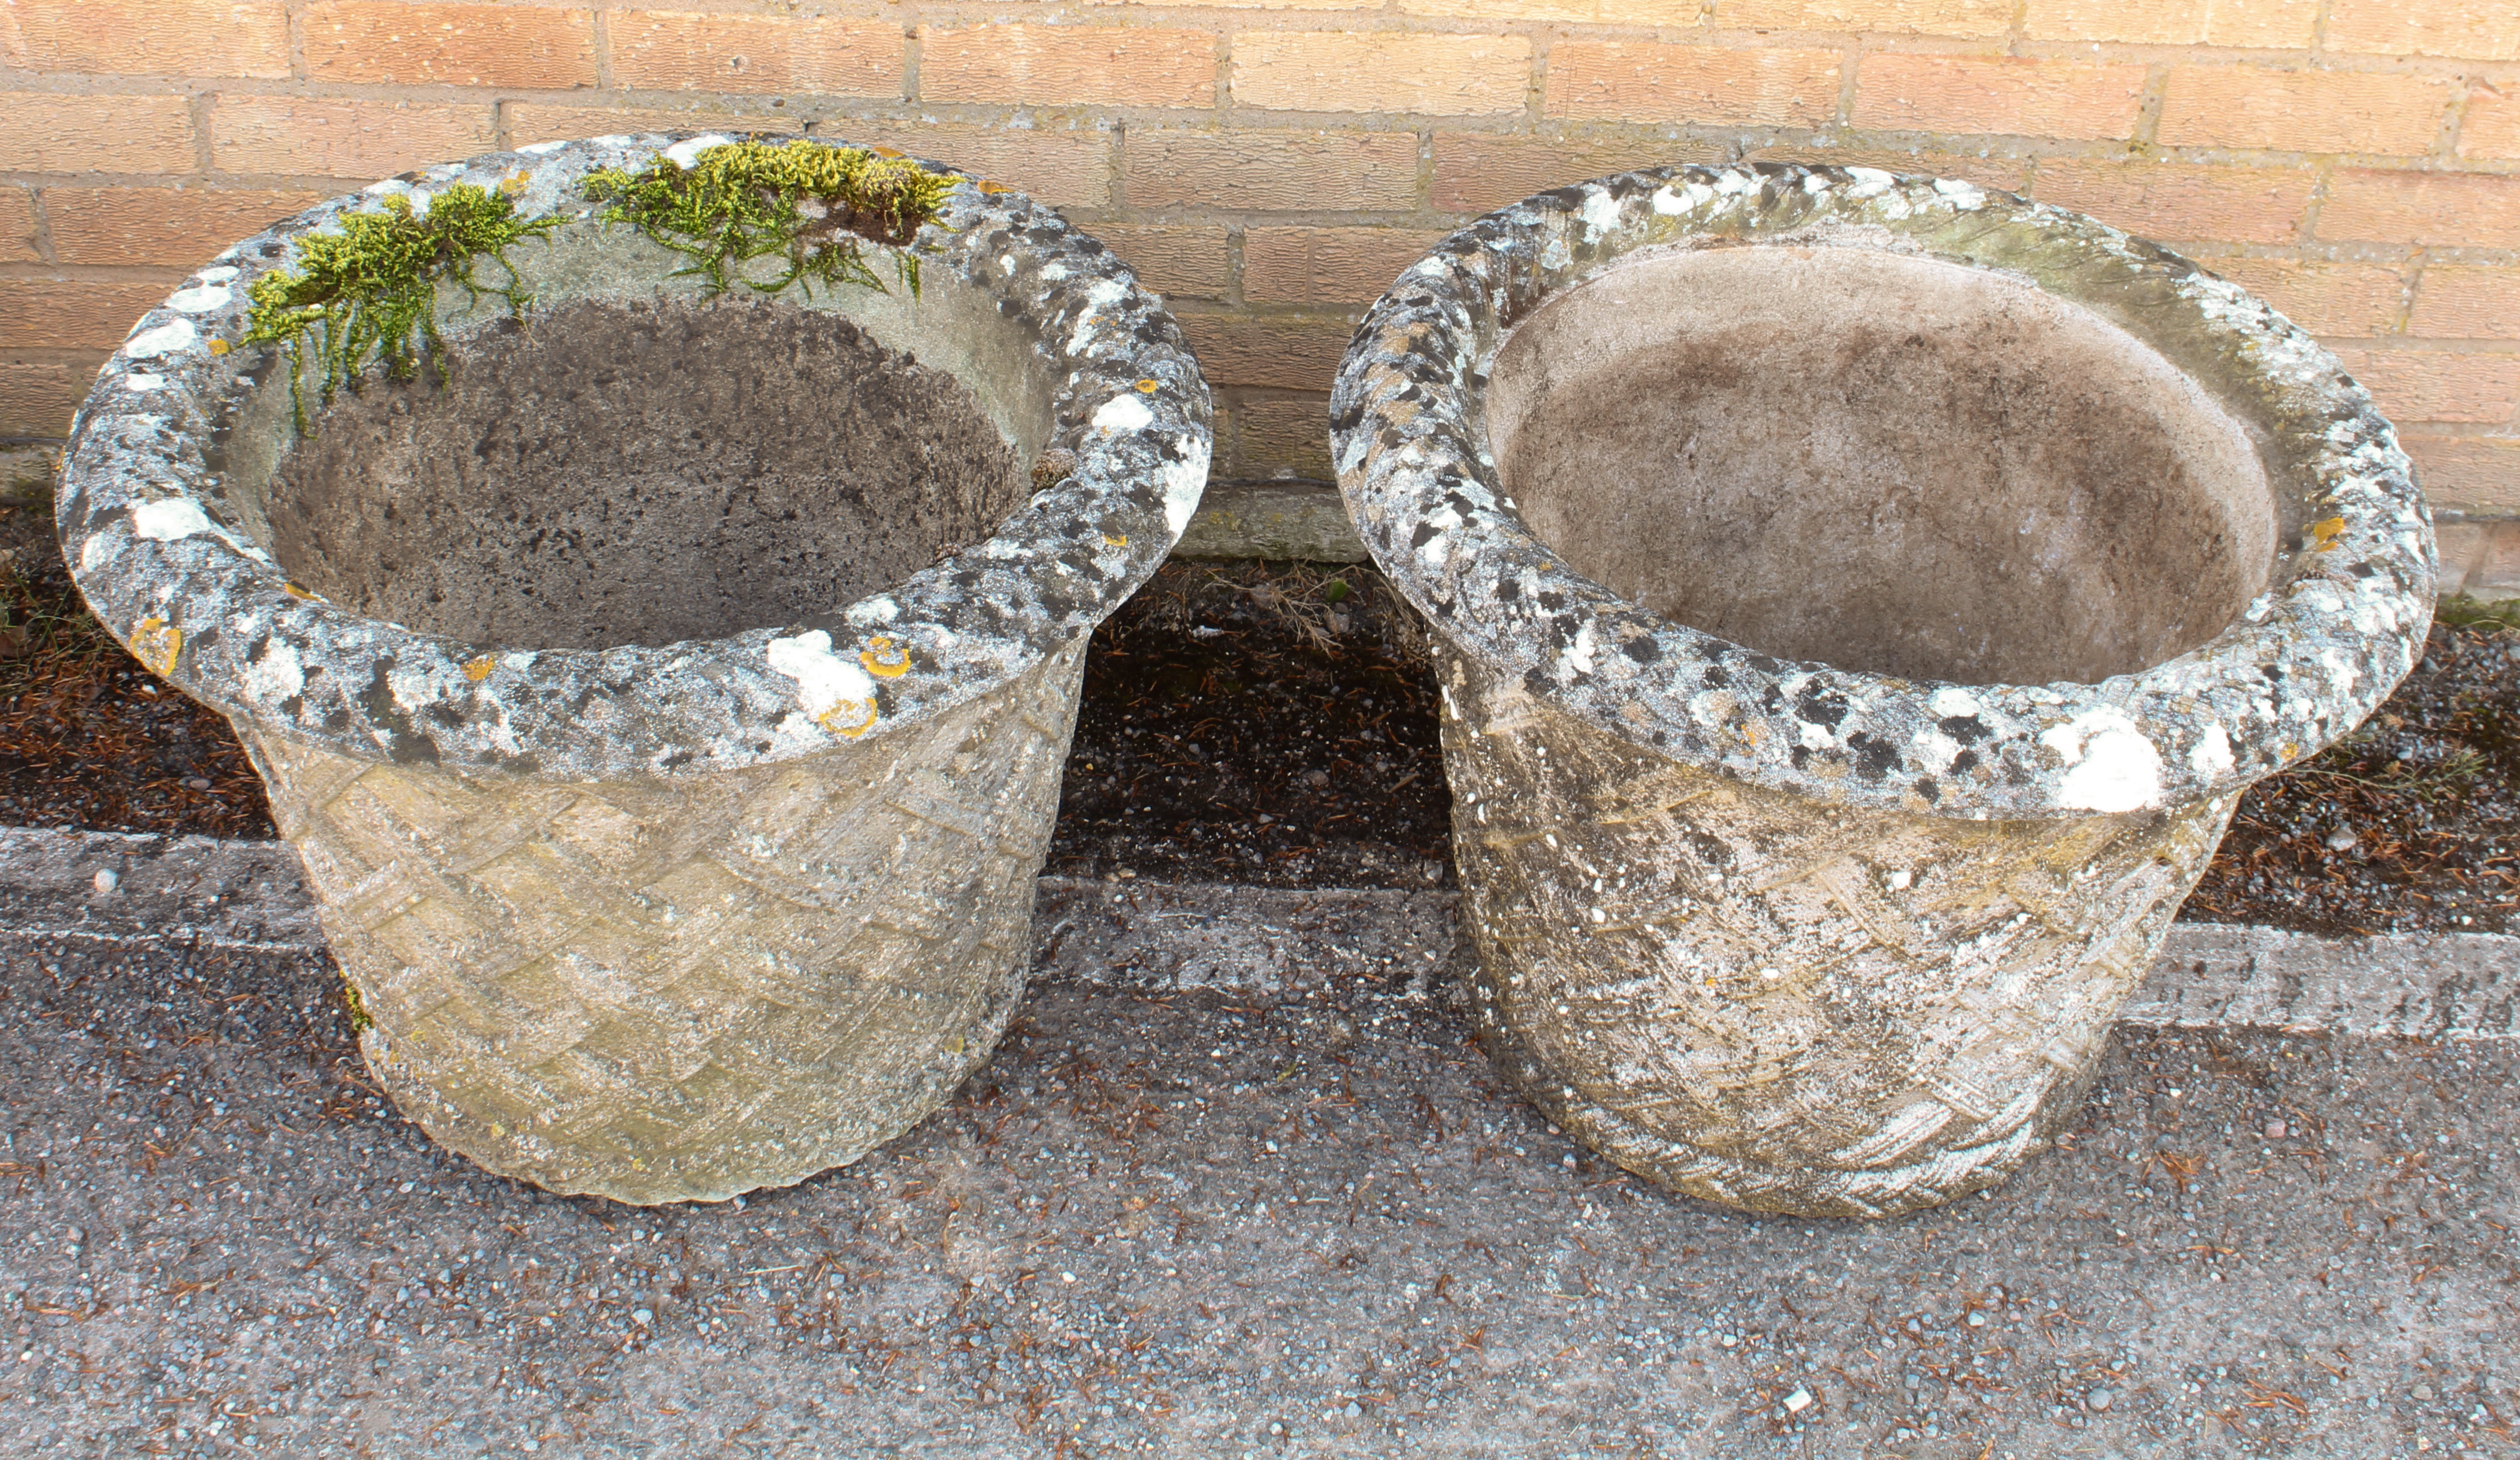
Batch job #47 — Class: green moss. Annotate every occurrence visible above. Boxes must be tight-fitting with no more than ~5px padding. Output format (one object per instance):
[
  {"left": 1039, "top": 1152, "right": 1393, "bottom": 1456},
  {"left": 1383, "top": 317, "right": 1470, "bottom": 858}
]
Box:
[
  {"left": 243, "top": 182, "right": 562, "bottom": 434},
  {"left": 2436, "top": 594, "right": 2520, "bottom": 633},
  {"left": 583, "top": 138, "right": 951, "bottom": 301},
  {"left": 340, "top": 977, "right": 374, "bottom": 1033}
]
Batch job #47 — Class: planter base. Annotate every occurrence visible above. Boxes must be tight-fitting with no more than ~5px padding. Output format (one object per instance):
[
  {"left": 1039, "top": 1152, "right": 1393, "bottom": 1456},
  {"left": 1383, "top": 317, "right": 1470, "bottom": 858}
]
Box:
[
  {"left": 253, "top": 643, "right": 1083, "bottom": 1207},
  {"left": 1443, "top": 652, "right": 2235, "bottom": 1220}
]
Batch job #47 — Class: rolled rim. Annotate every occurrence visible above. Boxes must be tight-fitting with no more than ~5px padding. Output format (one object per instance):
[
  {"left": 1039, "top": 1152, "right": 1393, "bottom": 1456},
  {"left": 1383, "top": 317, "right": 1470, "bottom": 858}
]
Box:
[
  {"left": 57, "top": 134, "right": 1212, "bottom": 781},
  {"left": 1331, "top": 163, "right": 2435, "bottom": 820}
]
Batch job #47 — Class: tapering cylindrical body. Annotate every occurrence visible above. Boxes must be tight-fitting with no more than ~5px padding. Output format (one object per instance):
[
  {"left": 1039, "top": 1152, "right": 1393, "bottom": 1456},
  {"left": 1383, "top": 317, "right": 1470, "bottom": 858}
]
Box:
[{"left": 60, "top": 135, "right": 1212, "bottom": 1203}]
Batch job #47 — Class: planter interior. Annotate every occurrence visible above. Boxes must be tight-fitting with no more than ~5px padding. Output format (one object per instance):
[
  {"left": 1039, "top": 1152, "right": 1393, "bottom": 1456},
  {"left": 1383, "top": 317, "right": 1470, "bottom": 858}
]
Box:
[
  {"left": 262, "top": 298, "right": 1028, "bottom": 651},
  {"left": 1484, "top": 246, "right": 2281, "bottom": 687}
]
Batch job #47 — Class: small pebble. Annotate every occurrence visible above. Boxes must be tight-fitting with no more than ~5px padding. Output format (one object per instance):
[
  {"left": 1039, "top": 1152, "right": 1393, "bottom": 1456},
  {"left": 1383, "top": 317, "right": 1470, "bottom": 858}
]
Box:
[
  {"left": 92, "top": 868, "right": 118, "bottom": 894},
  {"left": 2090, "top": 1389, "right": 2113, "bottom": 1411},
  {"left": 1783, "top": 1386, "right": 1813, "bottom": 1414},
  {"left": 2413, "top": 1385, "right": 2435, "bottom": 1401},
  {"left": 183, "top": 776, "right": 212, "bottom": 791},
  {"left": 2326, "top": 830, "right": 2358, "bottom": 852},
  {"left": 2265, "top": 1120, "right": 2287, "bottom": 1139}
]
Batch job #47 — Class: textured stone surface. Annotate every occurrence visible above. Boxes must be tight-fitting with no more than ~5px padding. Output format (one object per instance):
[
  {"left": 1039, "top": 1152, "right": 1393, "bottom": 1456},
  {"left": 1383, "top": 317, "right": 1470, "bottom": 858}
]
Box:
[
  {"left": 1332, "top": 165, "right": 2436, "bottom": 1217},
  {"left": 1443, "top": 648, "right": 2236, "bottom": 1219},
  {"left": 54, "top": 135, "right": 1213, "bottom": 1203},
  {"left": 250, "top": 642, "right": 1082, "bottom": 1207}
]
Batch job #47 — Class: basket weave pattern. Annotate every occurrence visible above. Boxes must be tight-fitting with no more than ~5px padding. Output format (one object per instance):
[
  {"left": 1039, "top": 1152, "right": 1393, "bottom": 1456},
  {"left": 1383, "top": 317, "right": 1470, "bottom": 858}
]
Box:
[
  {"left": 1443, "top": 652, "right": 2234, "bottom": 1220},
  {"left": 250, "top": 643, "right": 1084, "bottom": 1205}
]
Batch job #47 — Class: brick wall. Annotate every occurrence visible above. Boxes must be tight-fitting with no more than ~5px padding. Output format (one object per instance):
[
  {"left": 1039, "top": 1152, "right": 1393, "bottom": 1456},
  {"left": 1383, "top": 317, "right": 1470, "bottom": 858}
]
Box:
[{"left": 3, "top": 0, "right": 2516, "bottom": 517}]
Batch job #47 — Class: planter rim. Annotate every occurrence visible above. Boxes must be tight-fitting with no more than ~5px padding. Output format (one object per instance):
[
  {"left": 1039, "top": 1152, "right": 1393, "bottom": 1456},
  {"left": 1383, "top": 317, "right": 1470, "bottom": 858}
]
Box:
[
  {"left": 1331, "top": 163, "right": 2434, "bottom": 820},
  {"left": 57, "top": 134, "right": 1211, "bottom": 781}
]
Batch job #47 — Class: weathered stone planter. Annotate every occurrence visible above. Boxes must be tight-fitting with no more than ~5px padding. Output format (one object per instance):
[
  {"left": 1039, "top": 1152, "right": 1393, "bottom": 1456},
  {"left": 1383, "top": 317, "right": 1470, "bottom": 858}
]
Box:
[
  {"left": 57, "top": 135, "right": 1210, "bottom": 1204},
  {"left": 1332, "top": 166, "right": 2433, "bottom": 1218}
]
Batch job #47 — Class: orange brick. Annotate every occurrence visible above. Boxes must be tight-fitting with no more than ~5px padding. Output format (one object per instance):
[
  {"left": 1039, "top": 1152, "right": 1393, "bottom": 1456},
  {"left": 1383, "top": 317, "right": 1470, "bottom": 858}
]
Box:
[
  {"left": 829, "top": 122, "right": 1111, "bottom": 208},
  {"left": 0, "top": 358, "right": 98, "bottom": 439},
  {"left": 2032, "top": 161, "right": 2312, "bottom": 245},
  {"left": 1093, "top": 225, "right": 1231, "bottom": 300},
  {"left": 1722, "top": 0, "right": 2011, "bottom": 37},
  {"left": 506, "top": 106, "right": 800, "bottom": 148},
  {"left": 0, "top": 95, "right": 197, "bottom": 175},
  {"left": 46, "top": 188, "right": 321, "bottom": 267},
  {"left": 2206, "top": 257, "right": 2405, "bottom": 336},
  {"left": 0, "top": 280, "right": 185, "bottom": 351},
  {"left": 2410, "top": 266, "right": 2520, "bottom": 340},
  {"left": 211, "top": 98, "right": 497, "bottom": 181},
  {"left": 303, "top": 2, "right": 597, "bottom": 89},
  {"left": 1235, "top": 32, "right": 1529, "bottom": 117},
  {"left": 2463, "top": 89, "right": 2520, "bottom": 161},
  {"left": 1229, "top": 395, "right": 1333, "bottom": 479},
  {"left": 918, "top": 24, "right": 1212, "bottom": 109},
  {"left": 1400, "top": 0, "right": 1697, "bottom": 20},
  {"left": 1851, "top": 55, "right": 2146, "bottom": 141},
  {"left": 1082, "top": 0, "right": 1380, "bottom": 7},
  {"left": 2155, "top": 67, "right": 2451, "bottom": 156},
  {"left": 1127, "top": 130, "right": 1418, "bottom": 212},
  {"left": 2326, "top": 0, "right": 2520, "bottom": 61},
  {"left": 1177, "top": 314, "right": 1351, "bottom": 390},
  {"left": 610, "top": 12, "right": 900, "bottom": 97},
  {"left": 1434, "top": 133, "right": 1722, "bottom": 213},
  {"left": 1244, "top": 228, "right": 1446, "bottom": 304},
  {"left": 1, "top": 0, "right": 291, "bottom": 78},
  {"left": 1745, "top": 145, "right": 2028, "bottom": 192},
  {"left": 2319, "top": 170, "right": 2520, "bottom": 249},
  {"left": 2405, "top": 436, "right": 2520, "bottom": 513},
  {"left": 2331, "top": 348, "right": 2520, "bottom": 425},
  {"left": 2020, "top": 0, "right": 2317, "bottom": 47},
  {"left": 1549, "top": 44, "right": 1838, "bottom": 126},
  {"left": 0, "top": 189, "right": 35, "bottom": 264}
]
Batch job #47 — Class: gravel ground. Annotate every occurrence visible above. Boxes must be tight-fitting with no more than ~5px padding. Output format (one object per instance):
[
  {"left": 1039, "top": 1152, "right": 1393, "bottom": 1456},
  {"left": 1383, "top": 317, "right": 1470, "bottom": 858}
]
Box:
[{"left": 1, "top": 930, "right": 2512, "bottom": 1458}]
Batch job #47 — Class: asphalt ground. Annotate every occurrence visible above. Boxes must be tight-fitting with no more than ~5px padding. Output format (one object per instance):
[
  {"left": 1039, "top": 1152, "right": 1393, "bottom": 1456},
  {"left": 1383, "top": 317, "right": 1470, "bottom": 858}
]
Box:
[{"left": 0, "top": 923, "right": 2512, "bottom": 1459}]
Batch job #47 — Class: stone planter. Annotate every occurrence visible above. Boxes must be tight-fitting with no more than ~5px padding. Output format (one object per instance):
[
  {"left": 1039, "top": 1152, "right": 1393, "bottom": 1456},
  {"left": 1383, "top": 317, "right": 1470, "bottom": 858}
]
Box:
[
  {"left": 1332, "top": 166, "right": 2433, "bottom": 1218},
  {"left": 57, "top": 135, "right": 1210, "bottom": 1204}
]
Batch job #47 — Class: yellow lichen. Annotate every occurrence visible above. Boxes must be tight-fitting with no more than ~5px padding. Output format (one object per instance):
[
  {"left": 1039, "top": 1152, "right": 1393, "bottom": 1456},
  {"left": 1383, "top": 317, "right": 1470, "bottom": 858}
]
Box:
[
  {"left": 130, "top": 615, "right": 181, "bottom": 676},
  {"left": 816, "top": 698, "right": 880, "bottom": 738},
  {"left": 859, "top": 635, "right": 910, "bottom": 677},
  {"left": 463, "top": 654, "right": 497, "bottom": 682}
]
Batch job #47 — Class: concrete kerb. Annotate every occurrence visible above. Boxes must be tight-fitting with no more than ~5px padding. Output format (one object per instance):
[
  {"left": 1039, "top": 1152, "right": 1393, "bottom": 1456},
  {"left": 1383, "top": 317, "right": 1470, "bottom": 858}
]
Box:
[{"left": 4, "top": 825, "right": 2511, "bottom": 1044}]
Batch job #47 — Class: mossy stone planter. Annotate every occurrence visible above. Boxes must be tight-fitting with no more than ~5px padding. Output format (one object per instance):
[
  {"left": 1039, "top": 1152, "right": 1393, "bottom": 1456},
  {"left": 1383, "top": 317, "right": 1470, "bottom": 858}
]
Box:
[
  {"left": 58, "top": 135, "right": 1211, "bottom": 1204},
  {"left": 1332, "top": 166, "right": 2433, "bottom": 1219}
]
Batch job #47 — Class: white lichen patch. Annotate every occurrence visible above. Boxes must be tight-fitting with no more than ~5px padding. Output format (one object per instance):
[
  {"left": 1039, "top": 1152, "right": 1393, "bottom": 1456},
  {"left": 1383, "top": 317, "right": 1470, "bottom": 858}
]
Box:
[
  {"left": 123, "top": 319, "right": 196, "bottom": 358},
  {"left": 663, "top": 134, "right": 736, "bottom": 170},
  {"left": 1091, "top": 393, "right": 1154, "bottom": 436},
  {"left": 165, "top": 284, "right": 231, "bottom": 314},
  {"left": 241, "top": 637, "right": 306, "bottom": 705},
  {"left": 2041, "top": 709, "right": 2164, "bottom": 813},
  {"left": 765, "top": 630, "right": 878, "bottom": 724},
  {"left": 2187, "top": 722, "right": 2234, "bottom": 778},
  {"left": 1162, "top": 443, "right": 1210, "bottom": 536}
]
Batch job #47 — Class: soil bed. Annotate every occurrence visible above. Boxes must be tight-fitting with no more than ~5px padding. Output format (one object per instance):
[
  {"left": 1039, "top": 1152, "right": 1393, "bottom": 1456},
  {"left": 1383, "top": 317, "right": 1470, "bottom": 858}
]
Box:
[{"left": 4, "top": 456, "right": 2512, "bottom": 933}]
